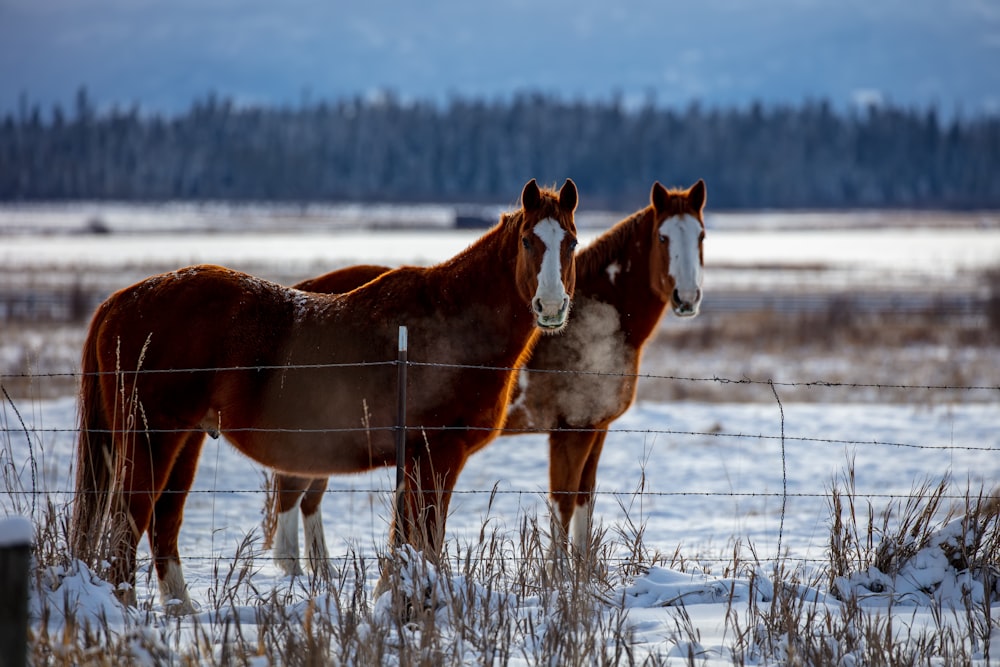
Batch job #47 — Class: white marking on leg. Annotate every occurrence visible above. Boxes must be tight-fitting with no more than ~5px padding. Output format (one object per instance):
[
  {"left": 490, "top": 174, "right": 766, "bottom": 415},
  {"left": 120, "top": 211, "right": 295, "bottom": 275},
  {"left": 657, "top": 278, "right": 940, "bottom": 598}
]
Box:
[
  {"left": 546, "top": 497, "right": 570, "bottom": 576},
  {"left": 158, "top": 560, "right": 195, "bottom": 615},
  {"left": 303, "top": 508, "right": 331, "bottom": 576},
  {"left": 569, "top": 498, "right": 594, "bottom": 558},
  {"left": 273, "top": 505, "right": 303, "bottom": 576}
]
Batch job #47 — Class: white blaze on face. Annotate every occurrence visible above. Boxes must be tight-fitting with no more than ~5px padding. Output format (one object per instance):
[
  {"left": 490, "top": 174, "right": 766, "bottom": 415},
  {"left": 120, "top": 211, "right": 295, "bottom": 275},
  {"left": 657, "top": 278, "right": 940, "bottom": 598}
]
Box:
[
  {"left": 532, "top": 217, "right": 570, "bottom": 325},
  {"left": 660, "top": 214, "right": 703, "bottom": 308}
]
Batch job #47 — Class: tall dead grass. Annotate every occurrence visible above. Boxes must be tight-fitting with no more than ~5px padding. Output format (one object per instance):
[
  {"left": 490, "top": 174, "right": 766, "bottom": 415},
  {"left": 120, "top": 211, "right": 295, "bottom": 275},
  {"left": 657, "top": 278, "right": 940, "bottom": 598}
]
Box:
[
  {"left": 4, "top": 375, "right": 999, "bottom": 664},
  {"left": 9, "top": 447, "right": 998, "bottom": 665}
]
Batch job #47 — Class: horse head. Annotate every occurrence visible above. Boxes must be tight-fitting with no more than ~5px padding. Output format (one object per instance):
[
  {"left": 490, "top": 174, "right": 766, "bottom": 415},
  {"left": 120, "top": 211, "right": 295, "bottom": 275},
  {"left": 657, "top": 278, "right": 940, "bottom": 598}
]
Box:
[
  {"left": 512, "top": 178, "right": 579, "bottom": 331},
  {"left": 649, "top": 179, "right": 706, "bottom": 317}
]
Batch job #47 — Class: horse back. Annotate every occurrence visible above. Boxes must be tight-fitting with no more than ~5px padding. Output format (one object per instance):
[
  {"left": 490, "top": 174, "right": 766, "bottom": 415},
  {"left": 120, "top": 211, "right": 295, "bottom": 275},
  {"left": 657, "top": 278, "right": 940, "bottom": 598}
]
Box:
[
  {"left": 295, "top": 264, "right": 391, "bottom": 293},
  {"left": 89, "top": 265, "right": 301, "bottom": 426}
]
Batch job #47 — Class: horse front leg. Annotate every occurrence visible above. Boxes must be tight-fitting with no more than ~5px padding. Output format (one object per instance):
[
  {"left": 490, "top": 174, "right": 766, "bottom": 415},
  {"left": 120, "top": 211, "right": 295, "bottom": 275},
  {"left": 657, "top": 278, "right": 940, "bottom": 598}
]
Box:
[
  {"left": 570, "top": 426, "right": 610, "bottom": 564},
  {"left": 375, "top": 443, "right": 466, "bottom": 601},
  {"left": 547, "top": 427, "right": 601, "bottom": 569},
  {"left": 269, "top": 474, "right": 331, "bottom": 578},
  {"left": 395, "top": 448, "right": 464, "bottom": 558},
  {"left": 149, "top": 431, "right": 204, "bottom": 614},
  {"left": 299, "top": 476, "right": 332, "bottom": 578},
  {"left": 271, "top": 473, "right": 310, "bottom": 576}
]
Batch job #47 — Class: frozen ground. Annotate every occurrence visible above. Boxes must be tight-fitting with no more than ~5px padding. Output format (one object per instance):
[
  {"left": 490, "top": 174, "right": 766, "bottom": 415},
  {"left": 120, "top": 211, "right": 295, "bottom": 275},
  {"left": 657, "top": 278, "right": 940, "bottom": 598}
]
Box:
[
  {"left": 3, "top": 207, "right": 1000, "bottom": 399},
  {"left": 1, "top": 206, "right": 999, "bottom": 662},
  {"left": 4, "top": 394, "right": 999, "bottom": 663}
]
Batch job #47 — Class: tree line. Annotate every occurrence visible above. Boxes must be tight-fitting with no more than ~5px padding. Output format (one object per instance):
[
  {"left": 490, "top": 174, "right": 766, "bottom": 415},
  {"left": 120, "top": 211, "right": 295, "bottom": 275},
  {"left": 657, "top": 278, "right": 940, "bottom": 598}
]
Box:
[{"left": 2, "top": 88, "right": 998, "bottom": 209}]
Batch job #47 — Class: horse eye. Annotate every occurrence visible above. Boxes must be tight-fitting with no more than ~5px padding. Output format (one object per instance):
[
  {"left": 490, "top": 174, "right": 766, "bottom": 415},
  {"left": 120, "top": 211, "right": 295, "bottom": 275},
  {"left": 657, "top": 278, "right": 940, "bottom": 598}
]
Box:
[
  {"left": 569, "top": 238, "right": 578, "bottom": 251},
  {"left": 522, "top": 236, "right": 531, "bottom": 250},
  {"left": 658, "top": 234, "right": 667, "bottom": 243}
]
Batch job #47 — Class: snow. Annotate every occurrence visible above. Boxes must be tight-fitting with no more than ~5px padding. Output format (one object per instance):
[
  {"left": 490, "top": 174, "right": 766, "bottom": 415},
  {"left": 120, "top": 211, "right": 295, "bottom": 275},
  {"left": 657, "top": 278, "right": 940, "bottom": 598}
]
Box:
[
  {"left": 4, "top": 396, "right": 999, "bottom": 662},
  {"left": 2, "top": 209, "right": 999, "bottom": 661},
  {"left": 0, "top": 515, "right": 33, "bottom": 547},
  {"left": 4, "top": 227, "right": 1000, "bottom": 278}
]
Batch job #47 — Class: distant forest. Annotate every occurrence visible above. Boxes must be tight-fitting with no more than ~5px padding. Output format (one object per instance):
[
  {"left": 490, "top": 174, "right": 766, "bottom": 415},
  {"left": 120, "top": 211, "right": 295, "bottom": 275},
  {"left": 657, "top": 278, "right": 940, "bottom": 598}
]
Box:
[{"left": 2, "top": 88, "right": 999, "bottom": 209}]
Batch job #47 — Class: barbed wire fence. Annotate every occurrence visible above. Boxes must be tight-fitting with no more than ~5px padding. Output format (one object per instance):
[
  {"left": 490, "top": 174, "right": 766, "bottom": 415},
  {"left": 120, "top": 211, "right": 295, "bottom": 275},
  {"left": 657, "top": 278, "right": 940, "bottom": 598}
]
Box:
[{"left": 1, "top": 342, "right": 999, "bottom": 572}]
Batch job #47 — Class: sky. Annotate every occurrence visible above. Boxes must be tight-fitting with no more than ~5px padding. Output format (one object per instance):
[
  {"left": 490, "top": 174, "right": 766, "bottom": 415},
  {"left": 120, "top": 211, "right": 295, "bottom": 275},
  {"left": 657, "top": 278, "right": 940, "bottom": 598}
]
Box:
[{"left": 1, "top": 0, "right": 999, "bottom": 118}]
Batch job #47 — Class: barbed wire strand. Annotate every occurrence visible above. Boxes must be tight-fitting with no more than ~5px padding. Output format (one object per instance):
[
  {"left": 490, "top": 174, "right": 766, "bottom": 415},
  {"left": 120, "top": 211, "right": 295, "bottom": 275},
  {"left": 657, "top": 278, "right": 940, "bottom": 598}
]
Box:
[
  {"left": 2, "top": 384, "right": 38, "bottom": 515},
  {"left": 1, "top": 354, "right": 997, "bottom": 577},
  {"left": 4, "top": 423, "right": 995, "bottom": 453},
  {"left": 3, "top": 358, "right": 999, "bottom": 393}
]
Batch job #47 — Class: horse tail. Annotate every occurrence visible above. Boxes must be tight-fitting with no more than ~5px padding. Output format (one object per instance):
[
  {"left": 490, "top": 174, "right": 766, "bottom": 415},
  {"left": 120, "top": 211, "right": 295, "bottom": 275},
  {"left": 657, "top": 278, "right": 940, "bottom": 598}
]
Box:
[{"left": 71, "top": 301, "right": 117, "bottom": 565}]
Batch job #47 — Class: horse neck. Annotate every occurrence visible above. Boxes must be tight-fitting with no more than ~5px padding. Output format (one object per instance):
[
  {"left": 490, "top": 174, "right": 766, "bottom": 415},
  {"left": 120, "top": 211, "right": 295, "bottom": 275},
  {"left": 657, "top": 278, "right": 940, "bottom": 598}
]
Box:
[
  {"left": 434, "top": 220, "right": 539, "bottom": 359},
  {"left": 575, "top": 207, "right": 668, "bottom": 346}
]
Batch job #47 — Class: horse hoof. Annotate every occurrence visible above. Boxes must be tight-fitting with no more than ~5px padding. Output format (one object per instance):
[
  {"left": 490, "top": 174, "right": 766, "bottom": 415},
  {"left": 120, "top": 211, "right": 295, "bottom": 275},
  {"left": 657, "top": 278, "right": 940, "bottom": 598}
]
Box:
[
  {"left": 114, "top": 583, "right": 138, "bottom": 608},
  {"left": 275, "top": 558, "right": 305, "bottom": 577},
  {"left": 309, "top": 560, "right": 336, "bottom": 583},
  {"left": 372, "top": 570, "right": 393, "bottom": 600},
  {"left": 163, "top": 597, "right": 198, "bottom": 616}
]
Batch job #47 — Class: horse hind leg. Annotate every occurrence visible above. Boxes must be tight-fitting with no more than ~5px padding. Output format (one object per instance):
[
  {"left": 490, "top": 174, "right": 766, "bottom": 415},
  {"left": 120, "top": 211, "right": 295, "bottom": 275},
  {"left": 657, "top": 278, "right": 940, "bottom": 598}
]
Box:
[
  {"left": 148, "top": 431, "right": 205, "bottom": 614},
  {"left": 106, "top": 491, "right": 144, "bottom": 607},
  {"left": 103, "top": 426, "right": 191, "bottom": 608}
]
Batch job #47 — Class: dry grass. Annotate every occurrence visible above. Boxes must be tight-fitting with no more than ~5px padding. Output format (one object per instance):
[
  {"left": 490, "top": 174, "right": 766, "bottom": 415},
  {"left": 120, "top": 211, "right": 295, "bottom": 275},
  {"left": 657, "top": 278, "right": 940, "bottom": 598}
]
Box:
[
  {"left": 639, "top": 299, "right": 1000, "bottom": 404},
  {"left": 6, "top": 304, "right": 999, "bottom": 404},
  {"left": 8, "top": 427, "right": 999, "bottom": 666},
  {"left": 4, "top": 264, "right": 999, "bottom": 663}
]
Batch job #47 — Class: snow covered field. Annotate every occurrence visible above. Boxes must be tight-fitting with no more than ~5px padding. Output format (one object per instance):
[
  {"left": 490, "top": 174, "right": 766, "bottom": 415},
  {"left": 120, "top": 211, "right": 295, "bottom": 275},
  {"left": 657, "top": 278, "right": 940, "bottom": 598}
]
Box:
[
  {"left": 1, "top": 206, "right": 999, "bottom": 662},
  {"left": 4, "top": 220, "right": 1000, "bottom": 289},
  {"left": 5, "top": 393, "right": 999, "bottom": 663}
]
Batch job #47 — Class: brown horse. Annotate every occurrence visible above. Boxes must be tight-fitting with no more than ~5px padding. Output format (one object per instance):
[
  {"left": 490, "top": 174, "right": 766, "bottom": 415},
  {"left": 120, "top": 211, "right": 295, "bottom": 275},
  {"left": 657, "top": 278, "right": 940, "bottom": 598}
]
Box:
[
  {"left": 267, "top": 180, "right": 706, "bottom": 573},
  {"left": 71, "top": 179, "right": 579, "bottom": 612},
  {"left": 506, "top": 179, "right": 705, "bottom": 559}
]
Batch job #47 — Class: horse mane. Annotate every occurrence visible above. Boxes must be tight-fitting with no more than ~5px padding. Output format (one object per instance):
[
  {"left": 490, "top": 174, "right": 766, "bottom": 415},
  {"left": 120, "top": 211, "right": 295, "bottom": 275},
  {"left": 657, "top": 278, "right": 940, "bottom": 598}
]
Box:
[
  {"left": 434, "top": 187, "right": 567, "bottom": 270},
  {"left": 575, "top": 206, "right": 652, "bottom": 277}
]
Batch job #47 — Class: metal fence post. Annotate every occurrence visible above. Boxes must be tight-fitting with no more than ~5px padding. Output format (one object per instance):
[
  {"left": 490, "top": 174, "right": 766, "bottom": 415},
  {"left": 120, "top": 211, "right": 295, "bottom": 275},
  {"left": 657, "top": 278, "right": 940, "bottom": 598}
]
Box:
[{"left": 394, "top": 325, "right": 408, "bottom": 544}]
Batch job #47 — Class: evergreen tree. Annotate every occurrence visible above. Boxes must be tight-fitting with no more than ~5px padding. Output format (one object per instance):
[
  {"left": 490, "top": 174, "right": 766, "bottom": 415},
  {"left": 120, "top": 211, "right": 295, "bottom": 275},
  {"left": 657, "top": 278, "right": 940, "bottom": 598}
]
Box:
[{"left": 0, "top": 91, "right": 997, "bottom": 208}]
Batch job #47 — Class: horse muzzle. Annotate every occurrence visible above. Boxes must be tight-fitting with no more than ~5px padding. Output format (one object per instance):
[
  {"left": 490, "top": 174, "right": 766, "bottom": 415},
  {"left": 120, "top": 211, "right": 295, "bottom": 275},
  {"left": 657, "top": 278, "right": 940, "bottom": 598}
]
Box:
[
  {"left": 533, "top": 295, "right": 571, "bottom": 331},
  {"left": 671, "top": 288, "right": 701, "bottom": 318}
]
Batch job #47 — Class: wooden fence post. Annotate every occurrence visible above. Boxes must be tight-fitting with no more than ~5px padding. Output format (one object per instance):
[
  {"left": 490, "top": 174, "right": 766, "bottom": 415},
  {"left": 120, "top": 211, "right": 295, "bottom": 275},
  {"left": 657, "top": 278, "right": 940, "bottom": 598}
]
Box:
[{"left": 0, "top": 516, "right": 33, "bottom": 667}]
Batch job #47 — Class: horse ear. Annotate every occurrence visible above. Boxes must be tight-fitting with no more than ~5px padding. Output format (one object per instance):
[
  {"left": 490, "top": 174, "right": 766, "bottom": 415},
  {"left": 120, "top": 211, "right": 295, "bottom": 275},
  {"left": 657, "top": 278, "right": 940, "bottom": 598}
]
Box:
[
  {"left": 651, "top": 181, "right": 669, "bottom": 212},
  {"left": 688, "top": 179, "right": 707, "bottom": 212},
  {"left": 521, "top": 179, "right": 541, "bottom": 211},
  {"left": 559, "top": 178, "right": 578, "bottom": 213}
]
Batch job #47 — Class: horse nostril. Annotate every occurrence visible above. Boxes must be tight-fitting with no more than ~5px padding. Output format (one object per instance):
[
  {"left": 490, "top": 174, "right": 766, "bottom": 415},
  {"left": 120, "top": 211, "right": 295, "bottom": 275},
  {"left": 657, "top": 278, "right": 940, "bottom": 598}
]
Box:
[
  {"left": 672, "top": 288, "right": 681, "bottom": 304},
  {"left": 533, "top": 298, "right": 544, "bottom": 314}
]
